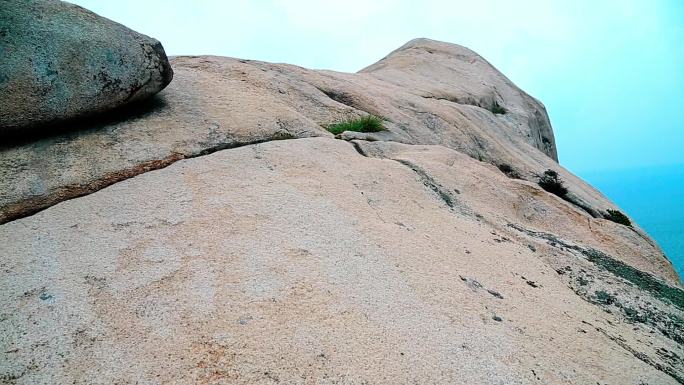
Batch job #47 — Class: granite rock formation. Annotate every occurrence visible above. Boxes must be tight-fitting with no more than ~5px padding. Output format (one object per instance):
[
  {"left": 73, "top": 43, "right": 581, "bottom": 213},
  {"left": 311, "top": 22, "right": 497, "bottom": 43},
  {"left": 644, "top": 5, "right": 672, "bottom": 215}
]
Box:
[
  {"left": 0, "top": 0, "right": 172, "bottom": 131},
  {"left": 0, "top": 8, "right": 681, "bottom": 384}
]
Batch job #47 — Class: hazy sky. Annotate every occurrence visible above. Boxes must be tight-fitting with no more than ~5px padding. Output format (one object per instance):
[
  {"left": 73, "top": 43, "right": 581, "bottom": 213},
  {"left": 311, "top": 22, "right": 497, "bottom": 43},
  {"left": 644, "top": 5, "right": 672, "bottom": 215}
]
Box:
[{"left": 68, "top": 0, "right": 684, "bottom": 174}]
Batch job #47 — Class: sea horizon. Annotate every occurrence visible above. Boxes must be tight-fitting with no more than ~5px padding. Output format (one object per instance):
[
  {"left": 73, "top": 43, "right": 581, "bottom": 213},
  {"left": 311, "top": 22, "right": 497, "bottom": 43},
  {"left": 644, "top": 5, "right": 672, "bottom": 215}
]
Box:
[{"left": 579, "top": 163, "right": 684, "bottom": 281}]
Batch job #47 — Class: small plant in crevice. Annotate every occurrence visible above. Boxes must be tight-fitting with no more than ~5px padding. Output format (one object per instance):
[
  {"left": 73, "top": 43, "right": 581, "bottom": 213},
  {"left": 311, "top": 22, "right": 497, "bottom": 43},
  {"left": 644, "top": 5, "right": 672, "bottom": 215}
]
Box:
[
  {"left": 491, "top": 101, "right": 506, "bottom": 115},
  {"left": 538, "top": 169, "right": 568, "bottom": 197},
  {"left": 497, "top": 163, "right": 521, "bottom": 179},
  {"left": 605, "top": 209, "right": 632, "bottom": 227},
  {"left": 326, "top": 115, "right": 385, "bottom": 135}
]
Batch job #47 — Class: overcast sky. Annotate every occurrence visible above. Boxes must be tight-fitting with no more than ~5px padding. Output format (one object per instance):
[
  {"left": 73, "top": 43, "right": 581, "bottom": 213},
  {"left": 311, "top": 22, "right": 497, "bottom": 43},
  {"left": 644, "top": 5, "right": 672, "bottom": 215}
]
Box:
[{"left": 68, "top": 0, "right": 684, "bottom": 174}]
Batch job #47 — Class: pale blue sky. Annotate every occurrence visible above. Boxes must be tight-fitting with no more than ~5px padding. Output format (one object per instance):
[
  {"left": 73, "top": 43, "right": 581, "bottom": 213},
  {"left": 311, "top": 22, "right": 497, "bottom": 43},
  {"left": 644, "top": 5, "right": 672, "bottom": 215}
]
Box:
[{"left": 68, "top": 0, "right": 684, "bottom": 174}]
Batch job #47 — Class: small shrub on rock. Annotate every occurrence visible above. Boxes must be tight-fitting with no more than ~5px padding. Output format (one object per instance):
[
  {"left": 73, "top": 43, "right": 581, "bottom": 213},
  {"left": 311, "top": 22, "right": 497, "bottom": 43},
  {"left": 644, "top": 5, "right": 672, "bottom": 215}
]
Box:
[
  {"left": 497, "top": 163, "right": 521, "bottom": 179},
  {"left": 538, "top": 169, "right": 568, "bottom": 197},
  {"left": 605, "top": 209, "right": 632, "bottom": 227},
  {"left": 491, "top": 101, "right": 506, "bottom": 115}
]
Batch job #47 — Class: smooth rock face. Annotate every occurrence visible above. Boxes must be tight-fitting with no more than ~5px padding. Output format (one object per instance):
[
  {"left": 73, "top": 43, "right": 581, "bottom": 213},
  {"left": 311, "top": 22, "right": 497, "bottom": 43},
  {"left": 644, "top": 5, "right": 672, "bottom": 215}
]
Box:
[
  {"left": 0, "top": 0, "right": 173, "bottom": 130},
  {"left": 1, "top": 138, "right": 682, "bottom": 384},
  {"left": 0, "top": 45, "right": 678, "bottom": 285},
  {"left": 1, "top": 36, "right": 683, "bottom": 384},
  {"left": 360, "top": 38, "right": 558, "bottom": 161},
  {"left": 0, "top": 49, "right": 659, "bottom": 237}
]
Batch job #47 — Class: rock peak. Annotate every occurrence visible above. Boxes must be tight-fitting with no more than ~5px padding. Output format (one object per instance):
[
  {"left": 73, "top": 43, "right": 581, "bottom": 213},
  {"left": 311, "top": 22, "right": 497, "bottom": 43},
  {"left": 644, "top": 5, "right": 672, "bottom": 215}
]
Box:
[
  {"left": 383, "top": 37, "right": 481, "bottom": 57},
  {"left": 361, "top": 38, "right": 558, "bottom": 161}
]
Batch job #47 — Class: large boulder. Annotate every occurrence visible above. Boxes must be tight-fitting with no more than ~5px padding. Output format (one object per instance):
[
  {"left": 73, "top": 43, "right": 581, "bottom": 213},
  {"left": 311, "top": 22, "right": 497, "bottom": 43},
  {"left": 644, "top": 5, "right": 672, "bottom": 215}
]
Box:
[{"left": 0, "top": 0, "right": 173, "bottom": 130}]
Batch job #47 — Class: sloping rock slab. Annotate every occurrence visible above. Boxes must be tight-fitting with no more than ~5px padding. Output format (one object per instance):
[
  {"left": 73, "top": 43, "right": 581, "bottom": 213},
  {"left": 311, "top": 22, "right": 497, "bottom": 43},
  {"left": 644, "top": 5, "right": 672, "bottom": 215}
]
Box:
[
  {"left": 1, "top": 138, "right": 681, "bottom": 384},
  {"left": 0, "top": 42, "right": 679, "bottom": 287}
]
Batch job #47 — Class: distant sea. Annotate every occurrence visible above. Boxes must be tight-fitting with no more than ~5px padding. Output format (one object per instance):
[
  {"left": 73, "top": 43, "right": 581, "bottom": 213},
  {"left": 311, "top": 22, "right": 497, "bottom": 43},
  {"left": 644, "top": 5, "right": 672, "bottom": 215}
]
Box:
[{"left": 580, "top": 164, "right": 684, "bottom": 281}]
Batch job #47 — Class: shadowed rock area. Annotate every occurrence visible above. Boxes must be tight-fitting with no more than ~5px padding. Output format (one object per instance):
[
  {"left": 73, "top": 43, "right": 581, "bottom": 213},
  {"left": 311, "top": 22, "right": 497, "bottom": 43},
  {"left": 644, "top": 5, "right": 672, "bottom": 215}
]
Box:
[
  {"left": 0, "top": 0, "right": 173, "bottom": 131},
  {"left": 0, "top": 9, "right": 682, "bottom": 384}
]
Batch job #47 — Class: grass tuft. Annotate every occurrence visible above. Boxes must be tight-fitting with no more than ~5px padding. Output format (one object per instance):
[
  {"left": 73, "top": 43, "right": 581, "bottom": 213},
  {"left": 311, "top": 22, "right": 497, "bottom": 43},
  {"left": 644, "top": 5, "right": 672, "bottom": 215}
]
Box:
[{"left": 327, "top": 115, "right": 385, "bottom": 135}]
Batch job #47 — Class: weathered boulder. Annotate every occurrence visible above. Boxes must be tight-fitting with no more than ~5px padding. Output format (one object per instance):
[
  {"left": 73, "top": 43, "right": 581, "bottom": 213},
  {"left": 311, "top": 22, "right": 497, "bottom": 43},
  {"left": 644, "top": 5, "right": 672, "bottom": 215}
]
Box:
[{"left": 0, "top": 0, "right": 173, "bottom": 130}]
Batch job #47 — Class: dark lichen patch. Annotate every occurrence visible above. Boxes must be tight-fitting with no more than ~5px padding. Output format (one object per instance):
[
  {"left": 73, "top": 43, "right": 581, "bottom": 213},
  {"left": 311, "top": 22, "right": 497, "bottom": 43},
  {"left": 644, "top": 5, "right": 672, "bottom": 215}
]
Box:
[
  {"left": 508, "top": 222, "right": 684, "bottom": 361},
  {"left": 592, "top": 290, "right": 616, "bottom": 306},
  {"left": 531, "top": 369, "right": 541, "bottom": 381},
  {"left": 657, "top": 347, "right": 681, "bottom": 365},
  {"left": 0, "top": 360, "right": 38, "bottom": 383},
  {"left": 621, "top": 306, "right": 684, "bottom": 345},
  {"left": 508, "top": 223, "right": 684, "bottom": 311},
  {"left": 487, "top": 289, "right": 504, "bottom": 299},
  {"left": 570, "top": 271, "right": 684, "bottom": 346},
  {"left": 396, "top": 159, "right": 456, "bottom": 209},
  {"left": 583, "top": 248, "right": 684, "bottom": 311},
  {"left": 459, "top": 275, "right": 483, "bottom": 290},
  {"left": 460, "top": 275, "right": 504, "bottom": 299}
]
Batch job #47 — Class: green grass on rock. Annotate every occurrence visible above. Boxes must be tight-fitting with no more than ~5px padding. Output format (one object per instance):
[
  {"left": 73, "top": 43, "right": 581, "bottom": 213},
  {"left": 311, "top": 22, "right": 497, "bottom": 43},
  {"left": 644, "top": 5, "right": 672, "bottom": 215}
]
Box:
[{"left": 327, "top": 115, "right": 385, "bottom": 135}]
